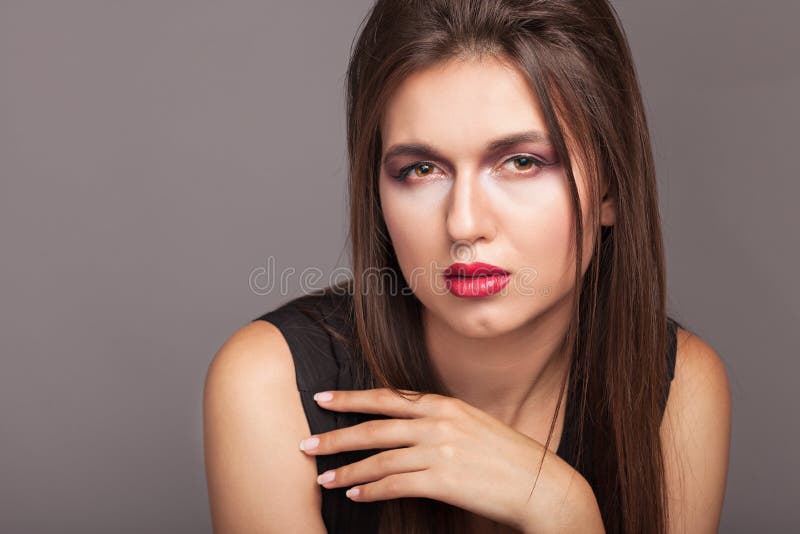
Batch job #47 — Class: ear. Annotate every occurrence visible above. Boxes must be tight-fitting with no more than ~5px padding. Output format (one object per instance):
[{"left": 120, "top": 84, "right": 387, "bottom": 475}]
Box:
[{"left": 599, "top": 179, "right": 616, "bottom": 227}]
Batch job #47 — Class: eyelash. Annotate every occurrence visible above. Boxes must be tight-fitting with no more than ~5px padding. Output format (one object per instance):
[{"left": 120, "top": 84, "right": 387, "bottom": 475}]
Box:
[{"left": 391, "top": 155, "right": 550, "bottom": 182}]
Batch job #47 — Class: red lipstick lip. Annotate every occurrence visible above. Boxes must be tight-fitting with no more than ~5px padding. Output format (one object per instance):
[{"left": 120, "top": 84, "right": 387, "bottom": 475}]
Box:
[{"left": 443, "top": 262, "right": 510, "bottom": 277}]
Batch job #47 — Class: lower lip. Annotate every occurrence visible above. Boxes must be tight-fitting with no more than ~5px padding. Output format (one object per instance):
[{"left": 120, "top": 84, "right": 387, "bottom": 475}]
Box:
[{"left": 444, "top": 274, "right": 511, "bottom": 298}]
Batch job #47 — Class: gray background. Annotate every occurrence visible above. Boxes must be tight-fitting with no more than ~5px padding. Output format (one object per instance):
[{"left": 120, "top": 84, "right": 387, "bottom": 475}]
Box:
[{"left": 1, "top": 1, "right": 796, "bottom": 532}]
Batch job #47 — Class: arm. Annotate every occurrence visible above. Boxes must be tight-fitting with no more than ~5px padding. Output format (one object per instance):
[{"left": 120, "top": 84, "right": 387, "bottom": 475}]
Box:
[
  {"left": 203, "top": 320, "right": 327, "bottom": 533},
  {"left": 660, "top": 328, "right": 732, "bottom": 533}
]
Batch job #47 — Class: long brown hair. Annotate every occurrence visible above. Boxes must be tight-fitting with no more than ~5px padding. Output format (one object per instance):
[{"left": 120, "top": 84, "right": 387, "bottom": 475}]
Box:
[{"left": 303, "top": 0, "right": 680, "bottom": 531}]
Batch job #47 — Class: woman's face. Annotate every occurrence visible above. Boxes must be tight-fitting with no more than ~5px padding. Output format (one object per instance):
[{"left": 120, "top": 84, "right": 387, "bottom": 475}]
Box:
[{"left": 378, "top": 55, "right": 615, "bottom": 338}]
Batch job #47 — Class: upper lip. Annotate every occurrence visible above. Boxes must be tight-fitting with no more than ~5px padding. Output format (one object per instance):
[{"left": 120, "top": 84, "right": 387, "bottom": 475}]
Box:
[{"left": 444, "top": 262, "right": 510, "bottom": 277}]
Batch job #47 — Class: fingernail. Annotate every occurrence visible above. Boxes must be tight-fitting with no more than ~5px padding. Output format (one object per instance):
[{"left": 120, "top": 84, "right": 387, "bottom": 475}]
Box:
[
  {"left": 317, "top": 470, "right": 335, "bottom": 484},
  {"left": 346, "top": 487, "right": 360, "bottom": 499},
  {"left": 299, "top": 436, "right": 319, "bottom": 451},
  {"left": 314, "top": 391, "right": 333, "bottom": 402}
]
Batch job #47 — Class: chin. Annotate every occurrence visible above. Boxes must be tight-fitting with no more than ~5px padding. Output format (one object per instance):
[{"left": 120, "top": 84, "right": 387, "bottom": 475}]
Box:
[{"left": 425, "top": 294, "right": 533, "bottom": 338}]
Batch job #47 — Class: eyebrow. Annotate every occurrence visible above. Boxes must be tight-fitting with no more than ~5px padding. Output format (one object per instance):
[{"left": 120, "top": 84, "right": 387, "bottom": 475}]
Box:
[{"left": 382, "top": 130, "right": 552, "bottom": 168}]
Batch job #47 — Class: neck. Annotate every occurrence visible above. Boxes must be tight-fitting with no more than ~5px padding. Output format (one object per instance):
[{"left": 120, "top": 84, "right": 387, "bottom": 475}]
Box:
[{"left": 422, "top": 299, "right": 573, "bottom": 431}]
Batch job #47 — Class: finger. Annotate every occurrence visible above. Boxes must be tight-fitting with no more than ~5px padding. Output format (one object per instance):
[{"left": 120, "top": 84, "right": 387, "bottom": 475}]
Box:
[
  {"left": 345, "top": 469, "right": 435, "bottom": 502},
  {"left": 300, "top": 418, "right": 419, "bottom": 455},
  {"left": 313, "top": 388, "right": 455, "bottom": 419},
  {"left": 317, "top": 446, "right": 433, "bottom": 490}
]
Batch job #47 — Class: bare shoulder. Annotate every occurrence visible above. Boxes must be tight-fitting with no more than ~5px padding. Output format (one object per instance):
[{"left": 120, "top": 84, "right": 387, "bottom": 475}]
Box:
[
  {"left": 672, "top": 327, "right": 731, "bottom": 401},
  {"left": 660, "top": 326, "right": 732, "bottom": 533},
  {"left": 203, "top": 320, "right": 325, "bottom": 533},
  {"left": 206, "top": 320, "right": 296, "bottom": 389}
]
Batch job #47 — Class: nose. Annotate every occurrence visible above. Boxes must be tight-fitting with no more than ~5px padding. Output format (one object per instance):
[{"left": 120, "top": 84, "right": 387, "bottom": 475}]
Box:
[{"left": 445, "top": 170, "right": 496, "bottom": 245}]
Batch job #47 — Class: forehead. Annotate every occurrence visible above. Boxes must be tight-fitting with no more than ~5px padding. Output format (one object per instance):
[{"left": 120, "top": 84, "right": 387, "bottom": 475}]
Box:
[{"left": 380, "top": 56, "right": 548, "bottom": 150}]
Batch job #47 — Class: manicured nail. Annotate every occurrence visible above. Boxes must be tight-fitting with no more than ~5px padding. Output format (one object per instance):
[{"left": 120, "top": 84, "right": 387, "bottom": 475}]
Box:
[
  {"left": 314, "top": 391, "right": 333, "bottom": 402},
  {"left": 299, "top": 436, "right": 319, "bottom": 451},
  {"left": 317, "top": 470, "right": 335, "bottom": 484},
  {"left": 346, "top": 487, "right": 360, "bottom": 499}
]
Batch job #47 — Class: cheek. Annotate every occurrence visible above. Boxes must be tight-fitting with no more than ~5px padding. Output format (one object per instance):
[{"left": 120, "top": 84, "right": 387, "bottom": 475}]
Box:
[
  {"left": 494, "top": 172, "right": 596, "bottom": 299},
  {"left": 379, "top": 178, "right": 449, "bottom": 278},
  {"left": 492, "top": 175, "right": 575, "bottom": 277},
  {"left": 514, "top": 172, "right": 595, "bottom": 289}
]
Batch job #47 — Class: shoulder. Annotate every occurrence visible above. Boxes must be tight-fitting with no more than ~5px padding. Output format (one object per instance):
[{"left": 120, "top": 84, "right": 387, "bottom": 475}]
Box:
[
  {"left": 206, "top": 319, "right": 294, "bottom": 388},
  {"left": 203, "top": 319, "right": 326, "bottom": 533},
  {"left": 668, "top": 326, "right": 731, "bottom": 426},
  {"left": 672, "top": 327, "right": 730, "bottom": 398},
  {"left": 660, "top": 326, "right": 731, "bottom": 532}
]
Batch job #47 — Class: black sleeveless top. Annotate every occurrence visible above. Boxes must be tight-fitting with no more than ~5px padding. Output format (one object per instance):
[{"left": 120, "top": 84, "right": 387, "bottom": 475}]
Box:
[{"left": 252, "top": 291, "right": 679, "bottom": 533}]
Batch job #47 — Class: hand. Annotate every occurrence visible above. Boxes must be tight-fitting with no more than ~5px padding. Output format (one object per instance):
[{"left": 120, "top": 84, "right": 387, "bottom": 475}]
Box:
[{"left": 298, "top": 388, "right": 602, "bottom": 533}]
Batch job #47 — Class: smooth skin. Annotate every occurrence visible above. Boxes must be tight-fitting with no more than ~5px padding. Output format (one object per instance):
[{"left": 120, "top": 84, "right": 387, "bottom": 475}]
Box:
[{"left": 203, "top": 55, "right": 731, "bottom": 533}]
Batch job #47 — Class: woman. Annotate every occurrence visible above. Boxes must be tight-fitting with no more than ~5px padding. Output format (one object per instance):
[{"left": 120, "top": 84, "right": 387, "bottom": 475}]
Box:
[{"left": 204, "top": 1, "right": 731, "bottom": 532}]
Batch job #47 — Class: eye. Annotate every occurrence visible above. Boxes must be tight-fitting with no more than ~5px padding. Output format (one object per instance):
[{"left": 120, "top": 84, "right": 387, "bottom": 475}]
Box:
[
  {"left": 392, "top": 162, "right": 443, "bottom": 182},
  {"left": 501, "top": 155, "right": 548, "bottom": 175}
]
